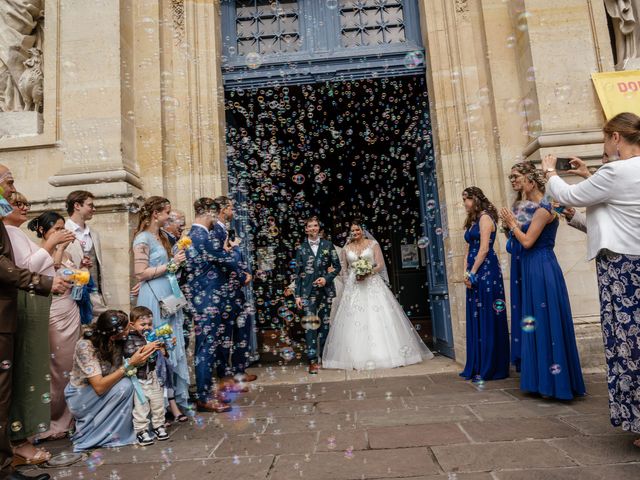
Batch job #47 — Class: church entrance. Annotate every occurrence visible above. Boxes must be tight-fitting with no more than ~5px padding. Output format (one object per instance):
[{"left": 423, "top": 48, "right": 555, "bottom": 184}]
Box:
[{"left": 225, "top": 74, "right": 454, "bottom": 363}]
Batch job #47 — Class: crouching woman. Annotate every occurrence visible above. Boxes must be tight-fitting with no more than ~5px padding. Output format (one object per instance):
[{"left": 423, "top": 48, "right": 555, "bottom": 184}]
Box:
[{"left": 64, "top": 310, "right": 157, "bottom": 452}]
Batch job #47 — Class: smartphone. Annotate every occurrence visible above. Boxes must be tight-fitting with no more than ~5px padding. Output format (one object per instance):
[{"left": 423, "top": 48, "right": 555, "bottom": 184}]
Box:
[
  {"left": 228, "top": 229, "right": 236, "bottom": 242},
  {"left": 554, "top": 205, "right": 566, "bottom": 214},
  {"left": 556, "top": 158, "right": 573, "bottom": 171}
]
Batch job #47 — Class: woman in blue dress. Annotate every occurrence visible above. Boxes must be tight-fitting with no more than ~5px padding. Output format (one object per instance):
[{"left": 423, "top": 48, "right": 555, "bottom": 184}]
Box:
[
  {"left": 460, "top": 187, "right": 510, "bottom": 382},
  {"left": 500, "top": 170, "right": 586, "bottom": 400},
  {"left": 504, "top": 161, "right": 537, "bottom": 372},
  {"left": 132, "top": 196, "right": 191, "bottom": 418},
  {"left": 65, "top": 310, "right": 157, "bottom": 452}
]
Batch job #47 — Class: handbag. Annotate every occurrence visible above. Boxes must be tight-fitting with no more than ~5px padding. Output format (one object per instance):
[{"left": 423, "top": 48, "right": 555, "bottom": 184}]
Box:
[{"left": 148, "top": 281, "right": 188, "bottom": 318}]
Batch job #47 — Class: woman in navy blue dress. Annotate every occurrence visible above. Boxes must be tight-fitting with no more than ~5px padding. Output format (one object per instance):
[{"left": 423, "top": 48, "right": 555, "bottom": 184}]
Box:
[
  {"left": 500, "top": 171, "right": 586, "bottom": 400},
  {"left": 504, "top": 161, "right": 537, "bottom": 372},
  {"left": 460, "top": 187, "right": 510, "bottom": 382}
]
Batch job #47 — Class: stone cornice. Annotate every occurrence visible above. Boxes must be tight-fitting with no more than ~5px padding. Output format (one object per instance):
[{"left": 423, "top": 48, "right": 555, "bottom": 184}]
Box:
[
  {"left": 523, "top": 129, "right": 604, "bottom": 158},
  {"left": 48, "top": 169, "right": 143, "bottom": 190}
]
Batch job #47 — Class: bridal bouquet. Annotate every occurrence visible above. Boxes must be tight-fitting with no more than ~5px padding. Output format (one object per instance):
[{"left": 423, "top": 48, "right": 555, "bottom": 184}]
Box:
[{"left": 352, "top": 257, "right": 374, "bottom": 281}]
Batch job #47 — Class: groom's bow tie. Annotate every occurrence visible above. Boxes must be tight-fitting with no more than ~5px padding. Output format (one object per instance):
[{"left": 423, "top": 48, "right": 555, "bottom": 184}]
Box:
[{"left": 309, "top": 240, "right": 320, "bottom": 247}]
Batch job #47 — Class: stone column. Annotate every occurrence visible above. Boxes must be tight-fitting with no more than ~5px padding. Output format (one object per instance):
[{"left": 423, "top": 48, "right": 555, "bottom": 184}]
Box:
[
  {"left": 183, "top": 0, "right": 229, "bottom": 200},
  {"left": 418, "top": 0, "right": 509, "bottom": 364},
  {"left": 44, "top": 0, "right": 144, "bottom": 311},
  {"left": 507, "top": 0, "right": 613, "bottom": 371}
]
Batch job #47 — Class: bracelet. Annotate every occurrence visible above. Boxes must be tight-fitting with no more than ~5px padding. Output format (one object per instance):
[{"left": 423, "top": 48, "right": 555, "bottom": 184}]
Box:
[
  {"left": 122, "top": 358, "right": 138, "bottom": 377},
  {"left": 166, "top": 260, "right": 178, "bottom": 274}
]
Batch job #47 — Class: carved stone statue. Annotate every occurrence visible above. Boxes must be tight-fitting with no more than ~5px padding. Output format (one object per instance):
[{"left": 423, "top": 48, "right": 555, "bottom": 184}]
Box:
[
  {"left": 605, "top": 0, "right": 640, "bottom": 70},
  {"left": 0, "top": 0, "right": 44, "bottom": 113}
]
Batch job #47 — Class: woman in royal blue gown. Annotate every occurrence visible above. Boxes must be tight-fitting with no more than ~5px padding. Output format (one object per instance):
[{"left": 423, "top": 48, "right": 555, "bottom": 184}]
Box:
[
  {"left": 500, "top": 170, "right": 586, "bottom": 400},
  {"left": 460, "top": 187, "right": 510, "bottom": 382},
  {"left": 504, "top": 161, "right": 537, "bottom": 372}
]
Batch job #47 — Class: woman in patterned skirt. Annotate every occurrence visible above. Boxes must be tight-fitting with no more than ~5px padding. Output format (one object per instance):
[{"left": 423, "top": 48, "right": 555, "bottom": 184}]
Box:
[{"left": 544, "top": 112, "right": 640, "bottom": 445}]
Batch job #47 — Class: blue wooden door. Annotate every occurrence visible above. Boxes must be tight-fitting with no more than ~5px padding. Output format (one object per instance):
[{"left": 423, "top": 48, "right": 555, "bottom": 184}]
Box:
[
  {"left": 221, "top": 0, "right": 455, "bottom": 359},
  {"left": 415, "top": 122, "right": 455, "bottom": 358}
]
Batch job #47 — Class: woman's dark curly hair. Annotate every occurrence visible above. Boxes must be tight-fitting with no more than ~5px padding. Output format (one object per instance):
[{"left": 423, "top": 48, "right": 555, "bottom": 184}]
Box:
[
  {"left": 462, "top": 186, "right": 499, "bottom": 230},
  {"left": 83, "top": 310, "right": 129, "bottom": 368},
  {"left": 27, "top": 211, "right": 65, "bottom": 238}
]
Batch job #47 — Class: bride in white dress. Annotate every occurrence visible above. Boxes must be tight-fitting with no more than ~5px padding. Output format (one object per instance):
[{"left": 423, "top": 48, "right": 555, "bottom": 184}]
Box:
[{"left": 322, "top": 221, "right": 434, "bottom": 370}]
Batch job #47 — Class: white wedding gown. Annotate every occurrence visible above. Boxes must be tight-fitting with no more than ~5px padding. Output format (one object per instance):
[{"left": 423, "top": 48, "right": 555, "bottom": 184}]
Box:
[{"left": 322, "top": 242, "right": 434, "bottom": 370}]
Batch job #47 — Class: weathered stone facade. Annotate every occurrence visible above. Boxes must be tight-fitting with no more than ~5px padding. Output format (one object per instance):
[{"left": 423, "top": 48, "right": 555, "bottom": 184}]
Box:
[{"left": 0, "top": 0, "right": 619, "bottom": 371}]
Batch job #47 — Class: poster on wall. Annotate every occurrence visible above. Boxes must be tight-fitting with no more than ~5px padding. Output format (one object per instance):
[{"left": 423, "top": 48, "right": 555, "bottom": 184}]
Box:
[
  {"left": 591, "top": 70, "right": 640, "bottom": 119},
  {"left": 401, "top": 244, "right": 419, "bottom": 269}
]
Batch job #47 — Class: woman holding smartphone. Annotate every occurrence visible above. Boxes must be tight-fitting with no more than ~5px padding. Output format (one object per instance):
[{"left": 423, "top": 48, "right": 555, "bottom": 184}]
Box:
[{"left": 543, "top": 112, "right": 640, "bottom": 446}]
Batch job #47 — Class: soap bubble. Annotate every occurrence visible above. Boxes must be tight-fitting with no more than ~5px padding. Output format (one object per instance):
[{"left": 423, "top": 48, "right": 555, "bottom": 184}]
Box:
[
  {"left": 0, "top": 360, "right": 11, "bottom": 370},
  {"left": 280, "top": 347, "right": 295, "bottom": 361},
  {"left": 404, "top": 51, "right": 425, "bottom": 69},
  {"left": 326, "top": 0, "right": 339, "bottom": 9},
  {"left": 301, "top": 315, "right": 321, "bottom": 330},
  {"left": 41, "top": 392, "right": 51, "bottom": 404},
  {"left": 417, "top": 237, "right": 429, "bottom": 249},
  {"left": 522, "top": 316, "right": 536, "bottom": 332},
  {"left": 11, "top": 421, "right": 22, "bottom": 432},
  {"left": 549, "top": 364, "right": 562, "bottom": 375},
  {"left": 493, "top": 299, "right": 506, "bottom": 313},
  {"left": 245, "top": 52, "right": 263, "bottom": 70}
]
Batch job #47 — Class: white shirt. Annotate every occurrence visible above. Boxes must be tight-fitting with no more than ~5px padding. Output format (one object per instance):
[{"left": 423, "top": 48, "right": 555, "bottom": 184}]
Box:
[
  {"left": 547, "top": 156, "right": 640, "bottom": 260},
  {"left": 216, "top": 221, "right": 227, "bottom": 233},
  {"left": 65, "top": 218, "right": 93, "bottom": 252},
  {"left": 308, "top": 238, "right": 320, "bottom": 256}
]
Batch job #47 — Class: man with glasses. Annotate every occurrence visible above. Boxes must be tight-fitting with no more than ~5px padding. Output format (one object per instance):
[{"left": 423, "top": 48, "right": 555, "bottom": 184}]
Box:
[
  {"left": 161, "top": 210, "right": 186, "bottom": 247},
  {"left": 64, "top": 191, "right": 108, "bottom": 321}
]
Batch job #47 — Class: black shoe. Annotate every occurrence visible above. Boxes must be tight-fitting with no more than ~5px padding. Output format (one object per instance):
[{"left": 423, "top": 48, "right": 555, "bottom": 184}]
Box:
[
  {"left": 8, "top": 471, "right": 51, "bottom": 480},
  {"left": 136, "top": 430, "right": 155, "bottom": 446},
  {"left": 153, "top": 425, "right": 170, "bottom": 441}
]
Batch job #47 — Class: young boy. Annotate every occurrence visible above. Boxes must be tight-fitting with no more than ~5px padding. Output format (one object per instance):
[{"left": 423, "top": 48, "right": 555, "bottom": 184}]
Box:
[{"left": 124, "top": 306, "right": 170, "bottom": 446}]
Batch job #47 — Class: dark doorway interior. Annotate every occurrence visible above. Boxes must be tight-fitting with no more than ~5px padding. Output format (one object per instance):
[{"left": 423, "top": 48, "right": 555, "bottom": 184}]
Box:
[{"left": 225, "top": 75, "right": 434, "bottom": 361}]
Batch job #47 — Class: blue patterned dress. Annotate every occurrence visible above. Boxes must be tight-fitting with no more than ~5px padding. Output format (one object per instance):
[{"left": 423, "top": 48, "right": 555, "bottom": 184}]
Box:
[
  {"left": 519, "top": 205, "right": 586, "bottom": 400},
  {"left": 133, "top": 232, "right": 190, "bottom": 411},
  {"left": 461, "top": 215, "right": 510, "bottom": 381},
  {"left": 596, "top": 252, "right": 640, "bottom": 433}
]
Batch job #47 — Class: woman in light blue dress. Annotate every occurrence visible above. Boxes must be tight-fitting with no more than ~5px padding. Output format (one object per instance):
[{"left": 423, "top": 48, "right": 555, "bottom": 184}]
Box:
[
  {"left": 132, "top": 196, "right": 191, "bottom": 418},
  {"left": 65, "top": 310, "right": 157, "bottom": 452}
]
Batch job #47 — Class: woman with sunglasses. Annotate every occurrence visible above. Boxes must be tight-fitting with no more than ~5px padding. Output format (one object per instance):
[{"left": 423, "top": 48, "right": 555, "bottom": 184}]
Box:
[{"left": 2, "top": 195, "right": 75, "bottom": 466}]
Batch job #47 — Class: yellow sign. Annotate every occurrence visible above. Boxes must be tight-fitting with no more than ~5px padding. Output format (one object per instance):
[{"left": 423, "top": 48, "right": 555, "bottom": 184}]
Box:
[{"left": 592, "top": 70, "right": 640, "bottom": 119}]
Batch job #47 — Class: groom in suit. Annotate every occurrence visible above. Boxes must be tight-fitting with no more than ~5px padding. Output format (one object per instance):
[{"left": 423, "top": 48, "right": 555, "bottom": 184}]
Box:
[{"left": 294, "top": 217, "right": 341, "bottom": 374}]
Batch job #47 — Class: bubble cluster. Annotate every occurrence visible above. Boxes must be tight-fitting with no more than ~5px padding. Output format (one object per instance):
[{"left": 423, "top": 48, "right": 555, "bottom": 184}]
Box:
[{"left": 225, "top": 77, "right": 433, "bottom": 348}]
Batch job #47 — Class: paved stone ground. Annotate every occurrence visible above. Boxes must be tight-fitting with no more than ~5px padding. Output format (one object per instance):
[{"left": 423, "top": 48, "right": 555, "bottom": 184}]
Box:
[{"left": 18, "top": 361, "right": 640, "bottom": 480}]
